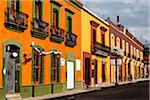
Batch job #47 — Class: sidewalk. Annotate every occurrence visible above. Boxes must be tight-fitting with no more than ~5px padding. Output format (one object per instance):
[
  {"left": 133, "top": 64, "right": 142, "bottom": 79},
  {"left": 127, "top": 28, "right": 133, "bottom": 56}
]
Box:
[
  {"left": 23, "top": 89, "right": 96, "bottom": 100},
  {"left": 23, "top": 78, "right": 150, "bottom": 100}
]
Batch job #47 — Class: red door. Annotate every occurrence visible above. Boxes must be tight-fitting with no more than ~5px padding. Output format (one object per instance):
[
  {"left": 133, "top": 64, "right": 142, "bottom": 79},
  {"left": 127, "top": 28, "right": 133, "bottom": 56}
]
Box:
[{"left": 94, "top": 60, "right": 98, "bottom": 84}]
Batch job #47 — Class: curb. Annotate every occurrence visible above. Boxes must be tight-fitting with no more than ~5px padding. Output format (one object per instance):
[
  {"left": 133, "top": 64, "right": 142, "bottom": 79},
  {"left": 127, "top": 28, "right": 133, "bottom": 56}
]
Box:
[{"left": 23, "top": 79, "right": 150, "bottom": 100}]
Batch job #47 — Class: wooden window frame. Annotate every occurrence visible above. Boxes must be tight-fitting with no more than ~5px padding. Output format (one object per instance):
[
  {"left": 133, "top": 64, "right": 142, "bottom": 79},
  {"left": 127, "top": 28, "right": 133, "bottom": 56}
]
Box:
[
  {"left": 53, "top": 9, "right": 59, "bottom": 27},
  {"left": 33, "top": 49, "right": 42, "bottom": 84},
  {"left": 51, "top": 53, "right": 60, "bottom": 83},
  {"left": 35, "top": 0, "right": 42, "bottom": 20},
  {"left": 9, "top": 0, "right": 20, "bottom": 11},
  {"left": 67, "top": 16, "right": 72, "bottom": 33},
  {"left": 101, "top": 32, "right": 105, "bottom": 45},
  {"left": 100, "top": 27, "right": 107, "bottom": 45}
]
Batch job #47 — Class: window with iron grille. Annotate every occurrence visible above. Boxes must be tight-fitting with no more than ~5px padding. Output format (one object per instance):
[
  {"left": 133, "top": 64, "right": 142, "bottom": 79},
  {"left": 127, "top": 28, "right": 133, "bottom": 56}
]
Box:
[
  {"left": 33, "top": 49, "right": 43, "bottom": 84},
  {"left": 51, "top": 54, "right": 60, "bottom": 83}
]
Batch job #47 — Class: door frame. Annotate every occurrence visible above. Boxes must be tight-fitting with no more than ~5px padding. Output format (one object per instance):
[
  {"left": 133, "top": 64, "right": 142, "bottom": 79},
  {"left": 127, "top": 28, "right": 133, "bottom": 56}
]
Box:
[
  {"left": 94, "top": 59, "right": 98, "bottom": 84},
  {"left": 66, "top": 61, "right": 75, "bottom": 89},
  {"left": 83, "top": 52, "right": 92, "bottom": 87},
  {"left": 66, "top": 52, "right": 76, "bottom": 90},
  {"left": 102, "top": 63, "right": 106, "bottom": 82},
  {"left": 2, "top": 40, "right": 22, "bottom": 95}
]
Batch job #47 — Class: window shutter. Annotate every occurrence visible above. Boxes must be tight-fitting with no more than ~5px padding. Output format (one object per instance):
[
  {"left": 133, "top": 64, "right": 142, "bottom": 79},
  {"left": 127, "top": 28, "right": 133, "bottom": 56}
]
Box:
[
  {"left": 32, "top": 49, "right": 35, "bottom": 84},
  {"left": 66, "top": 17, "right": 69, "bottom": 32},
  {"left": 40, "top": 54, "right": 44, "bottom": 83},
  {"left": 53, "top": 10, "right": 57, "bottom": 27},
  {"left": 57, "top": 56, "right": 60, "bottom": 82}
]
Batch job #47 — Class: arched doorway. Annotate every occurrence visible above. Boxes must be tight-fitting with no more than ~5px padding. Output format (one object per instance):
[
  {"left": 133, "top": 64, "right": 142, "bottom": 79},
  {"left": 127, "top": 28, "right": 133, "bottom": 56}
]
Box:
[
  {"left": 3, "top": 41, "right": 22, "bottom": 95},
  {"left": 5, "top": 45, "right": 21, "bottom": 94}
]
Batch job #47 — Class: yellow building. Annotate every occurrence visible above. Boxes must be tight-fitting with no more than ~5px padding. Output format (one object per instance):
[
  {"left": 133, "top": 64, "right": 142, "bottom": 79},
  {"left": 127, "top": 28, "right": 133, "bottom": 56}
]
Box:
[{"left": 81, "top": 6, "right": 110, "bottom": 88}]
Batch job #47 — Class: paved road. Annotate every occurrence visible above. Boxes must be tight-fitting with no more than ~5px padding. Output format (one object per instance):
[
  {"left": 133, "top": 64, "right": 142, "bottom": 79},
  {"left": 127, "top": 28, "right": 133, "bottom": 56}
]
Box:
[{"left": 51, "top": 81, "right": 149, "bottom": 100}]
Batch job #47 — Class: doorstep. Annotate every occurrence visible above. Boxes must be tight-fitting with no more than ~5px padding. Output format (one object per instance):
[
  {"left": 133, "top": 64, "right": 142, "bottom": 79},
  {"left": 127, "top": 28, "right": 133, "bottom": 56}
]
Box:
[
  {"left": 99, "top": 82, "right": 115, "bottom": 88},
  {"left": 6, "top": 93, "right": 22, "bottom": 100}
]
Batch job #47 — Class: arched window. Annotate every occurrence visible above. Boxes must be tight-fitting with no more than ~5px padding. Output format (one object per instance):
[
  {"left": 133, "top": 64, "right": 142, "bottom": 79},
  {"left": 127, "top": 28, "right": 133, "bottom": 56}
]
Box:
[
  {"left": 122, "top": 40, "right": 125, "bottom": 51},
  {"left": 111, "top": 34, "right": 115, "bottom": 48},
  {"left": 116, "top": 37, "right": 120, "bottom": 49}
]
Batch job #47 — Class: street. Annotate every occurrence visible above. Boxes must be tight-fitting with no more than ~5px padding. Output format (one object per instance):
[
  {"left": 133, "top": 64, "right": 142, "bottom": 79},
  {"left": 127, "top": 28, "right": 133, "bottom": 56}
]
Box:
[{"left": 51, "top": 81, "right": 149, "bottom": 100}]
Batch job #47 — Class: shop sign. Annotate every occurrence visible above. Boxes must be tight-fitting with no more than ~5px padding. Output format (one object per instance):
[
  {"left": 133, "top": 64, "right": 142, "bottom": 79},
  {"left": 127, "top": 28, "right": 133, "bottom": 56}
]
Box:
[
  {"left": 76, "top": 59, "right": 81, "bottom": 71},
  {"left": 61, "top": 58, "right": 65, "bottom": 66}
]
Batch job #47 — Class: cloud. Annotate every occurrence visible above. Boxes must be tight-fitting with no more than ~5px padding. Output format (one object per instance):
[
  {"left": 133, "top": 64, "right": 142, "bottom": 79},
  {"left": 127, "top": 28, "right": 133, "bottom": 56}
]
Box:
[{"left": 81, "top": 0, "right": 150, "bottom": 43}]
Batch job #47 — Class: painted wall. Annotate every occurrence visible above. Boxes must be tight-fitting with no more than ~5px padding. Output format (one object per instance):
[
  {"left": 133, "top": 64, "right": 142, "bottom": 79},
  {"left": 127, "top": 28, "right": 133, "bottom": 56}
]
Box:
[
  {"left": 81, "top": 8, "right": 110, "bottom": 84},
  {"left": 0, "top": 0, "right": 81, "bottom": 88}
]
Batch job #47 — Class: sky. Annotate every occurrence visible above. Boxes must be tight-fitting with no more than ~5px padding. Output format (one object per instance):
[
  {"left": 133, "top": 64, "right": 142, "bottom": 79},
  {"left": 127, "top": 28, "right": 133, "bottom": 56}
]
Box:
[{"left": 81, "top": 0, "right": 150, "bottom": 44}]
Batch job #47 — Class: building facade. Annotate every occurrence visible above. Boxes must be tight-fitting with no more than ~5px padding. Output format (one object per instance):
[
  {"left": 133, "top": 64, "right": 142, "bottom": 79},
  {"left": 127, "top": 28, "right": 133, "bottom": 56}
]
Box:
[
  {"left": 0, "top": 0, "right": 82, "bottom": 99},
  {"left": 143, "top": 44, "right": 150, "bottom": 78},
  {"left": 81, "top": 7, "right": 110, "bottom": 88},
  {"left": 0, "top": 0, "right": 147, "bottom": 99},
  {"left": 107, "top": 18, "right": 144, "bottom": 84}
]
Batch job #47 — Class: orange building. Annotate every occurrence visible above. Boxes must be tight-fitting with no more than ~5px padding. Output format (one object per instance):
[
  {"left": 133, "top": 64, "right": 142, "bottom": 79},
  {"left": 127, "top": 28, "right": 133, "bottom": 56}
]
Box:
[{"left": 0, "top": 0, "right": 82, "bottom": 99}]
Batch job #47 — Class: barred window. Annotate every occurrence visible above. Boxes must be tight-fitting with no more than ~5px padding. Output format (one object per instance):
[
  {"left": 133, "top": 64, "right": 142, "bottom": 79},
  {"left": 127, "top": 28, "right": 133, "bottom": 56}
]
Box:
[
  {"left": 33, "top": 49, "right": 43, "bottom": 84},
  {"left": 51, "top": 54, "right": 60, "bottom": 83}
]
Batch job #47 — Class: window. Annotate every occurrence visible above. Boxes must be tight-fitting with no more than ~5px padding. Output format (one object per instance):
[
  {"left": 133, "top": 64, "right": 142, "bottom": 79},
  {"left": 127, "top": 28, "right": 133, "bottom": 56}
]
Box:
[
  {"left": 67, "top": 16, "right": 72, "bottom": 32},
  {"left": 111, "top": 34, "right": 114, "bottom": 48},
  {"left": 116, "top": 37, "right": 120, "bottom": 49},
  {"left": 35, "top": 0, "right": 42, "bottom": 20},
  {"left": 100, "top": 27, "right": 107, "bottom": 45},
  {"left": 51, "top": 54, "right": 60, "bottom": 82},
  {"left": 53, "top": 9, "right": 59, "bottom": 27},
  {"left": 101, "top": 34, "right": 105, "bottom": 45},
  {"left": 92, "top": 29, "right": 96, "bottom": 44},
  {"left": 10, "top": 0, "right": 20, "bottom": 12},
  {"left": 33, "top": 49, "right": 43, "bottom": 84}
]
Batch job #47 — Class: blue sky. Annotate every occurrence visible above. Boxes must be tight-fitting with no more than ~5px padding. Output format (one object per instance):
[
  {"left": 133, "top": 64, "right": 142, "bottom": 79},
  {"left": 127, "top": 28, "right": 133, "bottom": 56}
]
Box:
[{"left": 81, "top": 0, "right": 150, "bottom": 43}]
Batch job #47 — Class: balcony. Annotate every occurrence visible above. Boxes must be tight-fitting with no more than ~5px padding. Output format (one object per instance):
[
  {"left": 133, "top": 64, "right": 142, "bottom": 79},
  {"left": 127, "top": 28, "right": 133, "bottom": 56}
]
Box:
[
  {"left": 91, "top": 42, "right": 110, "bottom": 57},
  {"left": 4, "top": 7, "right": 29, "bottom": 32},
  {"left": 31, "top": 18, "right": 49, "bottom": 40},
  {"left": 50, "top": 26, "right": 65, "bottom": 43},
  {"left": 65, "top": 32, "right": 77, "bottom": 47}
]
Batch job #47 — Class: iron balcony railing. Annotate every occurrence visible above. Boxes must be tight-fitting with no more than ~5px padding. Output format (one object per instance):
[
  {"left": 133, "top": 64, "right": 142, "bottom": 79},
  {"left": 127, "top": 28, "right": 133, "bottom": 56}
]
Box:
[
  {"left": 4, "top": 7, "right": 29, "bottom": 32},
  {"left": 92, "top": 42, "right": 110, "bottom": 57},
  {"left": 50, "top": 25, "right": 65, "bottom": 43},
  {"left": 65, "top": 32, "right": 77, "bottom": 47},
  {"left": 31, "top": 17, "right": 49, "bottom": 40}
]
